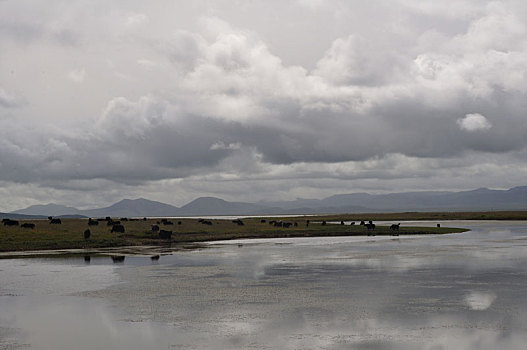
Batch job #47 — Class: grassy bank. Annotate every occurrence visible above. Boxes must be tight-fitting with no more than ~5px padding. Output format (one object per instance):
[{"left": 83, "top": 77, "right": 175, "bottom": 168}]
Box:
[{"left": 0, "top": 216, "right": 469, "bottom": 253}]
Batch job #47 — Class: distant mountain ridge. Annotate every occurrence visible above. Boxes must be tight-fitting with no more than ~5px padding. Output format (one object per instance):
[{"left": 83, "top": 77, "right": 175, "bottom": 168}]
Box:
[{"left": 10, "top": 186, "right": 527, "bottom": 217}]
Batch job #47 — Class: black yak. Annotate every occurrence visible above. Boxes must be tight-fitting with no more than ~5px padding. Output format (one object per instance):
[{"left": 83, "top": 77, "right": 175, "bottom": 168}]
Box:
[
  {"left": 49, "top": 218, "right": 62, "bottom": 224},
  {"left": 390, "top": 223, "right": 400, "bottom": 231},
  {"left": 111, "top": 224, "right": 125, "bottom": 233},
  {"left": 84, "top": 229, "right": 91, "bottom": 240},
  {"left": 159, "top": 230, "right": 172, "bottom": 239},
  {"left": 365, "top": 223, "right": 376, "bottom": 231},
  {"left": 3, "top": 219, "right": 19, "bottom": 226},
  {"left": 21, "top": 223, "right": 35, "bottom": 229},
  {"left": 151, "top": 224, "right": 160, "bottom": 232}
]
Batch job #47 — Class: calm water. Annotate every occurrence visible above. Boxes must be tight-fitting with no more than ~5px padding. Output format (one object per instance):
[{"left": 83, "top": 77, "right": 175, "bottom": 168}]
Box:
[{"left": 1, "top": 221, "right": 527, "bottom": 349}]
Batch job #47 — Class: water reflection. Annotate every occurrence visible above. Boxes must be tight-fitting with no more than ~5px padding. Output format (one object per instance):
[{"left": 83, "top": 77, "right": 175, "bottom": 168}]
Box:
[{"left": 1, "top": 221, "right": 527, "bottom": 349}]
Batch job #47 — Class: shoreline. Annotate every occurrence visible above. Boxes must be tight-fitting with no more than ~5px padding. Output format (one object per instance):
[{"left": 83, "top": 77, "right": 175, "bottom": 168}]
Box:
[{"left": 0, "top": 215, "right": 469, "bottom": 256}]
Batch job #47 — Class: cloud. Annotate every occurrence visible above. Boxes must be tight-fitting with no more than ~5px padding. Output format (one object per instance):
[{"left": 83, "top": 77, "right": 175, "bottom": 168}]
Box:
[
  {"left": 465, "top": 291, "right": 496, "bottom": 310},
  {"left": 68, "top": 68, "right": 86, "bottom": 83},
  {"left": 457, "top": 113, "right": 492, "bottom": 132},
  {"left": 0, "top": 1, "right": 527, "bottom": 209},
  {"left": 0, "top": 87, "right": 25, "bottom": 108}
]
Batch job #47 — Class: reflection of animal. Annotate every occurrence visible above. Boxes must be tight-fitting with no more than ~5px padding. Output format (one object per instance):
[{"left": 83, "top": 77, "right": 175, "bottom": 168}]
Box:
[
  {"left": 111, "top": 224, "right": 125, "bottom": 233},
  {"left": 21, "top": 223, "right": 35, "bottom": 229},
  {"left": 365, "top": 223, "right": 376, "bottom": 231},
  {"left": 390, "top": 223, "right": 400, "bottom": 231},
  {"left": 111, "top": 256, "right": 125, "bottom": 263},
  {"left": 49, "top": 218, "right": 62, "bottom": 224}
]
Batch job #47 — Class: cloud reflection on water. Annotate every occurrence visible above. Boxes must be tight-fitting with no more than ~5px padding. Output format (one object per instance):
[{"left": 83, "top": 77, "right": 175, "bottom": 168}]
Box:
[{"left": 1, "top": 221, "right": 527, "bottom": 349}]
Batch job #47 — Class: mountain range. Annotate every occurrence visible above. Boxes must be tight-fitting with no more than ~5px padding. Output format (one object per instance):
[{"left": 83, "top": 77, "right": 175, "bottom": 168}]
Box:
[{"left": 6, "top": 186, "right": 527, "bottom": 218}]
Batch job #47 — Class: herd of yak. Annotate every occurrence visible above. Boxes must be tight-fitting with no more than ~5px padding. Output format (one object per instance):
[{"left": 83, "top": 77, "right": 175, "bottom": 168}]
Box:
[{"left": 2, "top": 216, "right": 403, "bottom": 240}]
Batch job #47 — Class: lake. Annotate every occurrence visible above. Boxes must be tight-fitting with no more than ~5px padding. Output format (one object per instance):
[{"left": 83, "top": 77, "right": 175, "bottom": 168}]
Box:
[{"left": 1, "top": 221, "right": 527, "bottom": 349}]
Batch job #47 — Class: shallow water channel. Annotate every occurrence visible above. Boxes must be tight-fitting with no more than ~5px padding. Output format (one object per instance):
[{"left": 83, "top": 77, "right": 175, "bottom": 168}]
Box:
[{"left": 1, "top": 221, "right": 527, "bottom": 349}]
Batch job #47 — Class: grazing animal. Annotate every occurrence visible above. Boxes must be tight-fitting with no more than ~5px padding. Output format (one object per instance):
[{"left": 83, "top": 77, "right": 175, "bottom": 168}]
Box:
[
  {"left": 3, "top": 219, "right": 19, "bottom": 226},
  {"left": 350, "top": 222, "right": 355, "bottom": 225},
  {"left": 294, "top": 222, "right": 298, "bottom": 227},
  {"left": 306, "top": 220, "right": 310, "bottom": 227},
  {"left": 48, "top": 216, "right": 53, "bottom": 220},
  {"left": 232, "top": 219, "right": 244, "bottom": 226},
  {"left": 365, "top": 223, "right": 376, "bottom": 231},
  {"left": 322, "top": 221, "right": 327, "bottom": 226},
  {"left": 110, "top": 224, "right": 125, "bottom": 233},
  {"left": 159, "top": 230, "right": 172, "bottom": 239},
  {"left": 360, "top": 221, "right": 365, "bottom": 225},
  {"left": 151, "top": 225, "right": 160, "bottom": 232},
  {"left": 202, "top": 220, "right": 212, "bottom": 225},
  {"left": 88, "top": 218, "right": 99, "bottom": 226},
  {"left": 341, "top": 221, "right": 345, "bottom": 225},
  {"left": 120, "top": 217, "right": 128, "bottom": 221},
  {"left": 111, "top": 256, "right": 125, "bottom": 263},
  {"left": 274, "top": 221, "right": 283, "bottom": 227},
  {"left": 178, "top": 221, "right": 182, "bottom": 225},
  {"left": 21, "top": 223, "right": 35, "bottom": 229},
  {"left": 162, "top": 221, "right": 174, "bottom": 225},
  {"left": 437, "top": 224, "right": 441, "bottom": 228},
  {"left": 107, "top": 220, "right": 120, "bottom": 226},
  {"left": 84, "top": 229, "right": 91, "bottom": 240},
  {"left": 283, "top": 222, "right": 292, "bottom": 228},
  {"left": 49, "top": 218, "right": 62, "bottom": 224},
  {"left": 105, "top": 217, "right": 111, "bottom": 221},
  {"left": 150, "top": 255, "right": 160, "bottom": 261},
  {"left": 269, "top": 220, "right": 277, "bottom": 225},
  {"left": 390, "top": 223, "right": 400, "bottom": 231},
  {"left": 84, "top": 256, "right": 91, "bottom": 263},
  {"left": 261, "top": 219, "right": 266, "bottom": 223}
]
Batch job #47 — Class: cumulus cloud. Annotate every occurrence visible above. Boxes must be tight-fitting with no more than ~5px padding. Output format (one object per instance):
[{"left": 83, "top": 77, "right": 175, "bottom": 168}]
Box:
[
  {"left": 0, "top": 0, "right": 527, "bottom": 208},
  {"left": 457, "top": 113, "right": 492, "bottom": 132}
]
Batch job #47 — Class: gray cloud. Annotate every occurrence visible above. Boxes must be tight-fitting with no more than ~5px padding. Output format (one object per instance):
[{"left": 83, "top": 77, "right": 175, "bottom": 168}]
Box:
[{"left": 0, "top": 0, "right": 526, "bottom": 209}]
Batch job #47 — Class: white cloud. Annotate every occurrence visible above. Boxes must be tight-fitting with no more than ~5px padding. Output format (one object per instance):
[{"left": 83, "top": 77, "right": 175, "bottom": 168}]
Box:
[
  {"left": 125, "top": 13, "right": 148, "bottom": 27},
  {"left": 68, "top": 68, "right": 85, "bottom": 83},
  {"left": 457, "top": 113, "right": 492, "bottom": 132}
]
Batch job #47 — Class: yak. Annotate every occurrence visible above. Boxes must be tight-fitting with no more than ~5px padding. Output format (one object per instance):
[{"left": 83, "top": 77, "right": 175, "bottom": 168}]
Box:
[
  {"left": 3, "top": 219, "right": 19, "bottom": 226},
  {"left": 159, "top": 230, "right": 172, "bottom": 239},
  {"left": 21, "top": 223, "right": 35, "bottom": 229},
  {"left": 110, "top": 224, "right": 125, "bottom": 233}
]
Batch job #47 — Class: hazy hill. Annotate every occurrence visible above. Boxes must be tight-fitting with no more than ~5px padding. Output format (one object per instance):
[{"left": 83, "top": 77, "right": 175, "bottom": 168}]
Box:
[
  {"left": 81, "top": 198, "right": 180, "bottom": 217},
  {"left": 13, "top": 203, "right": 82, "bottom": 217},
  {"left": 9, "top": 186, "right": 527, "bottom": 217}
]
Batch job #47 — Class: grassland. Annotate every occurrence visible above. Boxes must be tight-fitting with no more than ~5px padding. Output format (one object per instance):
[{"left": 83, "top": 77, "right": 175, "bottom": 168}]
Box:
[{"left": 0, "top": 215, "right": 471, "bottom": 253}]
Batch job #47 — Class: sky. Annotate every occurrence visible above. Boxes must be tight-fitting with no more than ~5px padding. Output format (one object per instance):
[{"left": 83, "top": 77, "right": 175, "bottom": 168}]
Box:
[{"left": 1, "top": 0, "right": 526, "bottom": 211}]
